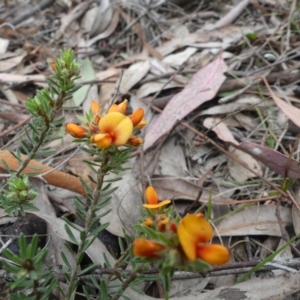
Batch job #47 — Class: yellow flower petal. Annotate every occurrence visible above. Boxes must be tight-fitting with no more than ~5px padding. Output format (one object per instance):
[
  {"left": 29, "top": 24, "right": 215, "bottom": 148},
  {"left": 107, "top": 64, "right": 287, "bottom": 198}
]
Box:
[
  {"left": 98, "top": 112, "right": 133, "bottom": 146},
  {"left": 133, "top": 238, "right": 165, "bottom": 258},
  {"left": 117, "top": 99, "right": 127, "bottom": 114},
  {"left": 92, "top": 133, "right": 112, "bottom": 148},
  {"left": 196, "top": 244, "right": 230, "bottom": 265},
  {"left": 107, "top": 100, "right": 128, "bottom": 114},
  {"left": 113, "top": 117, "right": 133, "bottom": 146},
  {"left": 178, "top": 214, "right": 213, "bottom": 261},
  {"left": 108, "top": 104, "right": 118, "bottom": 113},
  {"left": 142, "top": 218, "right": 153, "bottom": 227},
  {"left": 65, "top": 123, "right": 88, "bottom": 138},
  {"left": 145, "top": 186, "right": 158, "bottom": 204},
  {"left": 143, "top": 200, "right": 171, "bottom": 209}
]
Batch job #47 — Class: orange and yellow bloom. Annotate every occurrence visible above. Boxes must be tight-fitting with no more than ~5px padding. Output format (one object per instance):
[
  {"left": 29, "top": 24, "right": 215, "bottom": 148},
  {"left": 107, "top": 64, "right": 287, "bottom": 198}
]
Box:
[
  {"left": 65, "top": 99, "right": 146, "bottom": 149},
  {"left": 178, "top": 214, "right": 229, "bottom": 265},
  {"left": 90, "top": 112, "right": 133, "bottom": 148},
  {"left": 143, "top": 186, "right": 171, "bottom": 209}
]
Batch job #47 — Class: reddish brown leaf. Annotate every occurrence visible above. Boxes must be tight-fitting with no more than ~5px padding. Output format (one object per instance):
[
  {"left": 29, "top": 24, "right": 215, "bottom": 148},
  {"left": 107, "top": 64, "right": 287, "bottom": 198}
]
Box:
[{"left": 234, "top": 141, "right": 300, "bottom": 179}]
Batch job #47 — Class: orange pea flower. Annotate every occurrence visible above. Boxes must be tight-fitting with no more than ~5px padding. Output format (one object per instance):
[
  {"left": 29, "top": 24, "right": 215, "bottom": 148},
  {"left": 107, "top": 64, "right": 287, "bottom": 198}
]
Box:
[
  {"left": 129, "top": 108, "right": 144, "bottom": 127},
  {"left": 90, "top": 112, "right": 133, "bottom": 148},
  {"left": 128, "top": 137, "right": 143, "bottom": 147},
  {"left": 137, "top": 120, "right": 147, "bottom": 129},
  {"left": 108, "top": 99, "right": 127, "bottom": 114},
  {"left": 143, "top": 186, "right": 171, "bottom": 209},
  {"left": 90, "top": 100, "right": 101, "bottom": 124},
  {"left": 51, "top": 61, "right": 56, "bottom": 71},
  {"left": 178, "top": 214, "right": 229, "bottom": 265},
  {"left": 91, "top": 100, "right": 101, "bottom": 116},
  {"left": 65, "top": 123, "right": 88, "bottom": 138},
  {"left": 133, "top": 238, "right": 165, "bottom": 258}
]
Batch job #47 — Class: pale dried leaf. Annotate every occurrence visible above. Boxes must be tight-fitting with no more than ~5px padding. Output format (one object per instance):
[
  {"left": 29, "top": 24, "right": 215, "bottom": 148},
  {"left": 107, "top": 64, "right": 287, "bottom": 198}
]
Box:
[
  {"left": 169, "top": 276, "right": 210, "bottom": 297},
  {"left": 81, "top": 0, "right": 113, "bottom": 37},
  {"left": 203, "top": 117, "right": 238, "bottom": 145},
  {"left": 144, "top": 57, "right": 228, "bottom": 150},
  {"left": 86, "top": 9, "right": 120, "bottom": 47},
  {"left": 292, "top": 183, "right": 300, "bottom": 234},
  {"left": 95, "top": 68, "right": 120, "bottom": 81},
  {"left": 217, "top": 205, "right": 291, "bottom": 237},
  {"left": 163, "top": 47, "right": 197, "bottom": 67},
  {"left": 227, "top": 146, "right": 262, "bottom": 182},
  {"left": 152, "top": 177, "right": 237, "bottom": 205},
  {"left": 155, "top": 137, "right": 188, "bottom": 176},
  {"left": 0, "top": 73, "right": 45, "bottom": 84},
  {"left": 119, "top": 60, "right": 150, "bottom": 94},
  {"left": 124, "top": 270, "right": 300, "bottom": 299},
  {"left": 31, "top": 185, "right": 114, "bottom": 266},
  {"left": 136, "top": 81, "right": 183, "bottom": 99},
  {"left": 0, "top": 38, "right": 9, "bottom": 54},
  {"left": 99, "top": 161, "right": 142, "bottom": 237},
  {"left": 0, "top": 52, "right": 27, "bottom": 72}
]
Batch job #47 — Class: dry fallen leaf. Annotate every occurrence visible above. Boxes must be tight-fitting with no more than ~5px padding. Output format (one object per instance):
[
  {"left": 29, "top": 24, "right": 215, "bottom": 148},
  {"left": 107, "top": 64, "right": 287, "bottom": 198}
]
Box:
[
  {"left": 144, "top": 57, "right": 228, "bottom": 150},
  {"left": 227, "top": 146, "right": 262, "bottom": 182},
  {"left": 234, "top": 141, "right": 300, "bottom": 179},
  {"left": 217, "top": 205, "right": 291, "bottom": 237},
  {"left": 124, "top": 270, "right": 300, "bottom": 300},
  {"left": 264, "top": 77, "right": 300, "bottom": 128},
  {"left": 203, "top": 117, "right": 238, "bottom": 145},
  {"left": 0, "top": 151, "right": 87, "bottom": 196}
]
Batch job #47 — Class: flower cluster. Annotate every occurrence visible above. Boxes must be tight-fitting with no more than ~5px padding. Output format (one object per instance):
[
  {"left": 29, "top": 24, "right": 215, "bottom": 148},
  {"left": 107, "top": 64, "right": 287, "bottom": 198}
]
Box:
[
  {"left": 65, "top": 100, "right": 146, "bottom": 149},
  {"left": 133, "top": 186, "right": 229, "bottom": 267}
]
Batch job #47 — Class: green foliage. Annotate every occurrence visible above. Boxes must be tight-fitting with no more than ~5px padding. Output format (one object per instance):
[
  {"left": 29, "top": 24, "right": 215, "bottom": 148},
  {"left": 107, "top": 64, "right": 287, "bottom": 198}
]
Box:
[
  {"left": 0, "top": 48, "right": 149, "bottom": 300},
  {"left": 1, "top": 234, "right": 56, "bottom": 300},
  {"left": 0, "top": 175, "right": 38, "bottom": 216}
]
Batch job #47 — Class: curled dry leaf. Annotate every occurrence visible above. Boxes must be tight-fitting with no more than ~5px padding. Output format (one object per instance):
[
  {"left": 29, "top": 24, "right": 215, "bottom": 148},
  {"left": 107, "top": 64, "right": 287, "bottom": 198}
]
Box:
[
  {"left": 30, "top": 184, "right": 114, "bottom": 266},
  {"left": 144, "top": 57, "right": 228, "bottom": 150},
  {"left": 81, "top": 0, "right": 113, "bottom": 37},
  {"left": 151, "top": 176, "right": 237, "bottom": 205},
  {"left": 264, "top": 77, "right": 300, "bottom": 128},
  {"left": 291, "top": 182, "right": 300, "bottom": 234},
  {"left": 227, "top": 146, "right": 262, "bottom": 182},
  {"left": 203, "top": 117, "right": 238, "bottom": 145},
  {"left": 99, "top": 161, "right": 142, "bottom": 237},
  {"left": 0, "top": 151, "right": 87, "bottom": 196},
  {"left": 234, "top": 141, "right": 300, "bottom": 179}
]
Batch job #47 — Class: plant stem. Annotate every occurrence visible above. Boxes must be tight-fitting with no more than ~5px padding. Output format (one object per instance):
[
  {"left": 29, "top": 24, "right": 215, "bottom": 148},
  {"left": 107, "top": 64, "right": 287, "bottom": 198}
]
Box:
[
  {"left": 110, "top": 263, "right": 145, "bottom": 300},
  {"left": 15, "top": 91, "right": 66, "bottom": 176},
  {"left": 65, "top": 153, "right": 109, "bottom": 299}
]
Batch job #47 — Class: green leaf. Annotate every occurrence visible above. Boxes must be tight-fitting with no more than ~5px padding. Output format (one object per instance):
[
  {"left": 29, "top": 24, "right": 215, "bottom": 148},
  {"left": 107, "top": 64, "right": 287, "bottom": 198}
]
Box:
[
  {"left": 78, "top": 263, "right": 96, "bottom": 276},
  {"left": 60, "top": 251, "right": 71, "bottom": 270},
  {"left": 64, "top": 224, "right": 78, "bottom": 245},
  {"left": 235, "top": 231, "right": 300, "bottom": 284}
]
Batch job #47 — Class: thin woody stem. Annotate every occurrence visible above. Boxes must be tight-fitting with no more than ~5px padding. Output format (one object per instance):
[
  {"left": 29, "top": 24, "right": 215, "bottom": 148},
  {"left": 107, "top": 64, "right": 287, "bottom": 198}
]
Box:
[{"left": 65, "top": 153, "right": 109, "bottom": 299}]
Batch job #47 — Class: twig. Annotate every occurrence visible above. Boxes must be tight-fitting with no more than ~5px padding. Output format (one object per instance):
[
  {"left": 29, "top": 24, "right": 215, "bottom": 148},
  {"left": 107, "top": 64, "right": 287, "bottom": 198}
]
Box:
[
  {"left": 275, "top": 202, "right": 300, "bottom": 257},
  {"left": 150, "top": 104, "right": 289, "bottom": 198},
  {"left": 10, "top": 0, "right": 55, "bottom": 26}
]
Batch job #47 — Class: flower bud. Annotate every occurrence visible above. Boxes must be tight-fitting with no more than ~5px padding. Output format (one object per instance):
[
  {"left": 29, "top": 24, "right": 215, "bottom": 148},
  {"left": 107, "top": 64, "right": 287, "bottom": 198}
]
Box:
[{"left": 66, "top": 123, "right": 88, "bottom": 138}]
